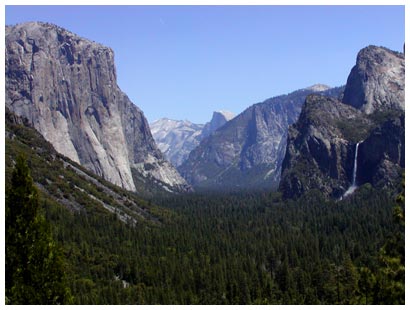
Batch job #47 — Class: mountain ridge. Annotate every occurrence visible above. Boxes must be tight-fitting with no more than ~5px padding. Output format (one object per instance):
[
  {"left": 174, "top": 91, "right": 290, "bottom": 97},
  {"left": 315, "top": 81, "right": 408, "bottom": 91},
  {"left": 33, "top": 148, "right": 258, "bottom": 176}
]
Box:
[{"left": 178, "top": 85, "right": 344, "bottom": 191}]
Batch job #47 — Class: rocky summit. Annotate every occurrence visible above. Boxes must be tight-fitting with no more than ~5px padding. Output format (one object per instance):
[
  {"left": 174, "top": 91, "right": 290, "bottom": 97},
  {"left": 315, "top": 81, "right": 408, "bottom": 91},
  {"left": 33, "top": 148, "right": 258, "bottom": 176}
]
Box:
[
  {"left": 5, "top": 22, "right": 189, "bottom": 193},
  {"left": 178, "top": 86, "right": 343, "bottom": 191},
  {"left": 200, "top": 111, "right": 236, "bottom": 140},
  {"left": 280, "top": 45, "right": 405, "bottom": 199},
  {"left": 342, "top": 45, "right": 405, "bottom": 114},
  {"left": 150, "top": 111, "right": 235, "bottom": 167}
]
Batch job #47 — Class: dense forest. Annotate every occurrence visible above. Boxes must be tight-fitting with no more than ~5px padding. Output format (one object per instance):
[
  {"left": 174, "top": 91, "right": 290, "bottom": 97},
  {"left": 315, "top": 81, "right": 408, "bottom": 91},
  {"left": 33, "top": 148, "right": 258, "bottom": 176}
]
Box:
[
  {"left": 6, "top": 165, "right": 404, "bottom": 304},
  {"left": 5, "top": 116, "right": 405, "bottom": 305},
  {"left": 46, "top": 186, "right": 406, "bottom": 304}
]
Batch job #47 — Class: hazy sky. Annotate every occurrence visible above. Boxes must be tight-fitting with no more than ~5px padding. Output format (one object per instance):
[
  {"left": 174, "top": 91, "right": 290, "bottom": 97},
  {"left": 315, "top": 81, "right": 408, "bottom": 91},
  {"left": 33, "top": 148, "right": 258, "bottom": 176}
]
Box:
[{"left": 6, "top": 5, "right": 405, "bottom": 124}]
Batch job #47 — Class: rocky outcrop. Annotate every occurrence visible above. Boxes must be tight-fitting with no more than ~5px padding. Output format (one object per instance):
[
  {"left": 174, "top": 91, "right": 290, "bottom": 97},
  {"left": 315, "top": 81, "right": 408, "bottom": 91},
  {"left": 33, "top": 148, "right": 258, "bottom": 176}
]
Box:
[
  {"left": 179, "top": 86, "right": 344, "bottom": 191},
  {"left": 342, "top": 45, "right": 405, "bottom": 114},
  {"left": 280, "top": 46, "right": 405, "bottom": 199},
  {"left": 200, "top": 111, "right": 235, "bottom": 139},
  {"left": 280, "top": 95, "right": 372, "bottom": 198},
  {"left": 5, "top": 21, "right": 188, "bottom": 193},
  {"left": 150, "top": 111, "right": 235, "bottom": 167},
  {"left": 358, "top": 114, "right": 405, "bottom": 189}
]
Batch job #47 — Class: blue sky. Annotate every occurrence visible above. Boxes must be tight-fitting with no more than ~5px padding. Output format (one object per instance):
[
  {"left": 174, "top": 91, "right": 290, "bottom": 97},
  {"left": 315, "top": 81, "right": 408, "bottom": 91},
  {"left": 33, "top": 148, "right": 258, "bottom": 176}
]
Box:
[{"left": 6, "top": 5, "right": 405, "bottom": 124}]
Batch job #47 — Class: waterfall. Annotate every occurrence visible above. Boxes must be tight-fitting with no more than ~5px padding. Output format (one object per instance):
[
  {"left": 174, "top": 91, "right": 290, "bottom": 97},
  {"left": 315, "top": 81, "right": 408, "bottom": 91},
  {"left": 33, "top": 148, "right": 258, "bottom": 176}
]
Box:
[
  {"left": 351, "top": 141, "right": 360, "bottom": 187},
  {"left": 342, "top": 141, "right": 361, "bottom": 199}
]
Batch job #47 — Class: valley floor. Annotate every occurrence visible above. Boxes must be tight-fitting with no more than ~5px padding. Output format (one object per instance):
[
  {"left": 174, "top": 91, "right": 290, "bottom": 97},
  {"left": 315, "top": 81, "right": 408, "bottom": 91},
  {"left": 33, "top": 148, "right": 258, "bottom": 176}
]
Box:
[{"left": 44, "top": 186, "right": 404, "bottom": 304}]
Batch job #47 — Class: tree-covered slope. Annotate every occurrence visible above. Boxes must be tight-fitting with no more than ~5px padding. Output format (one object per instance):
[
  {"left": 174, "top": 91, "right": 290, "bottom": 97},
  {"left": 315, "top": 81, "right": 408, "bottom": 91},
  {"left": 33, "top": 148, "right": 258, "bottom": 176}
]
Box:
[{"left": 5, "top": 109, "right": 166, "bottom": 226}]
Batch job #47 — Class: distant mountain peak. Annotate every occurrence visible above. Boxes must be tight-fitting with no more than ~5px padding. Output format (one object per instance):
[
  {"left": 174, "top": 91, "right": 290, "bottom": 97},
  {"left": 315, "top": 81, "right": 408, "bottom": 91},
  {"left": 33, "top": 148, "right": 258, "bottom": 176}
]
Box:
[
  {"left": 202, "top": 110, "right": 235, "bottom": 136},
  {"left": 214, "top": 110, "right": 235, "bottom": 120},
  {"left": 305, "top": 84, "right": 331, "bottom": 92},
  {"left": 150, "top": 111, "right": 234, "bottom": 167}
]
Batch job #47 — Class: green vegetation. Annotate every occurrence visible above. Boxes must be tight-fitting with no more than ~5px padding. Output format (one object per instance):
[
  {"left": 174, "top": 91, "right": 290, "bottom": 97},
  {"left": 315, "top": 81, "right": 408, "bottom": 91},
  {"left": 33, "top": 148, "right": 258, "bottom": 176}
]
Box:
[
  {"left": 5, "top": 112, "right": 404, "bottom": 304},
  {"left": 335, "top": 118, "right": 372, "bottom": 143},
  {"left": 372, "top": 176, "right": 405, "bottom": 304},
  {"left": 6, "top": 154, "right": 73, "bottom": 304},
  {"left": 336, "top": 110, "right": 404, "bottom": 143},
  {"left": 5, "top": 110, "right": 158, "bottom": 225},
  {"left": 368, "top": 110, "right": 403, "bottom": 125},
  {"left": 195, "top": 163, "right": 278, "bottom": 192},
  {"left": 37, "top": 183, "right": 403, "bottom": 304}
]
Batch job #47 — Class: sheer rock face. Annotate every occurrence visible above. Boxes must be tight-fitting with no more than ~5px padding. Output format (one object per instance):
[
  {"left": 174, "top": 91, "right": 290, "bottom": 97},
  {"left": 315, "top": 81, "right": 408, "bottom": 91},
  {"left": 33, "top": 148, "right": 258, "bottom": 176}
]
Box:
[
  {"left": 199, "top": 111, "right": 235, "bottom": 139},
  {"left": 178, "top": 86, "right": 343, "bottom": 191},
  {"left": 6, "top": 22, "right": 188, "bottom": 192},
  {"left": 358, "top": 115, "right": 405, "bottom": 189},
  {"left": 280, "top": 95, "right": 370, "bottom": 198},
  {"left": 342, "top": 45, "right": 405, "bottom": 114},
  {"left": 280, "top": 46, "right": 405, "bottom": 199}
]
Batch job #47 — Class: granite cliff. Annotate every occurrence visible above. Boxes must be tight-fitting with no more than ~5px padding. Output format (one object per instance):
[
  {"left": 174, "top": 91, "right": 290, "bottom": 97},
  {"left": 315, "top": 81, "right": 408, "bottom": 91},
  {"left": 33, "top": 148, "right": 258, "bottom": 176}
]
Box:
[
  {"left": 280, "top": 45, "right": 405, "bottom": 199},
  {"left": 200, "top": 110, "right": 236, "bottom": 140},
  {"left": 342, "top": 45, "right": 405, "bottom": 114},
  {"left": 5, "top": 22, "right": 189, "bottom": 193}
]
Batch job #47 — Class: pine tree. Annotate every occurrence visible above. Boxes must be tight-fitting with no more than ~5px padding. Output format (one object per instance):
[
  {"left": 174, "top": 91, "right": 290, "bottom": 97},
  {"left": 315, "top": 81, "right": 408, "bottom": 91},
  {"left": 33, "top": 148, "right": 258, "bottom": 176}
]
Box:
[
  {"left": 339, "top": 255, "right": 359, "bottom": 304},
  {"left": 358, "top": 267, "right": 375, "bottom": 304},
  {"left": 373, "top": 176, "right": 405, "bottom": 304},
  {"left": 6, "top": 154, "right": 73, "bottom": 304}
]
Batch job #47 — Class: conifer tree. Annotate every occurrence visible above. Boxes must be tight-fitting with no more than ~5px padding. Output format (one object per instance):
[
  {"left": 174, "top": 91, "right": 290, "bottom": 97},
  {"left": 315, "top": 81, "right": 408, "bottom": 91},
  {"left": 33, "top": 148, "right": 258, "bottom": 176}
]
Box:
[
  {"left": 6, "top": 154, "right": 72, "bottom": 304},
  {"left": 373, "top": 176, "right": 405, "bottom": 304}
]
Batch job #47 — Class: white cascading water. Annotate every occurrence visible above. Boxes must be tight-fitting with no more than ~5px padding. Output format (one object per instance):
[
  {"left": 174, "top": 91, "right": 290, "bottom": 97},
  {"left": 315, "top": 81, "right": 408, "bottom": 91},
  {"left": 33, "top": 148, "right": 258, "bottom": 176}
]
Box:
[{"left": 342, "top": 141, "right": 361, "bottom": 199}]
